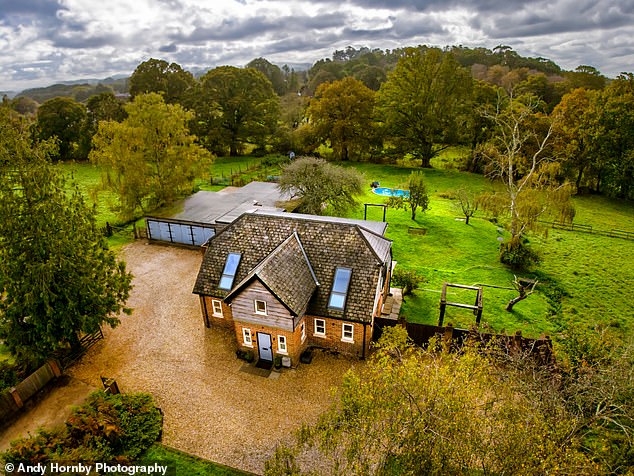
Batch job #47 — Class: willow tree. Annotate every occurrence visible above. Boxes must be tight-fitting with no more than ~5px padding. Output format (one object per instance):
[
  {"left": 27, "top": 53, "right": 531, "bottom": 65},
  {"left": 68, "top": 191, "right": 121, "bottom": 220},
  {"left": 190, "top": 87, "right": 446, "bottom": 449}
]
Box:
[
  {"left": 90, "top": 93, "right": 212, "bottom": 219},
  {"left": 265, "top": 327, "right": 595, "bottom": 475},
  {"left": 478, "top": 96, "right": 574, "bottom": 268}
]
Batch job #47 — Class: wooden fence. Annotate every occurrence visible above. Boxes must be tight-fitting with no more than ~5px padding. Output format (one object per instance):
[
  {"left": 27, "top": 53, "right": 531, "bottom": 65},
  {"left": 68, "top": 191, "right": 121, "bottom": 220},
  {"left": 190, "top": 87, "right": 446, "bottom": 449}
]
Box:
[
  {"left": 540, "top": 220, "right": 634, "bottom": 241},
  {"left": 0, "top": 360, "right": 62, "bottom": 424},
  {"left": 56, "top": 328, "right": 104, "bottom": 369},
  {"left": 374, "top": 318, "right": 553, "bottom": 364}
]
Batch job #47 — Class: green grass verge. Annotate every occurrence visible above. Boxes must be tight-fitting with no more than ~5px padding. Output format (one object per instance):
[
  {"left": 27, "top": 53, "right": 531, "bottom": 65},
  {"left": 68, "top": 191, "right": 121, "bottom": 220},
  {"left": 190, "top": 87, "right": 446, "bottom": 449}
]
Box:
[{"left": 138, "top": 444, "right": 254, "bottom": 475}]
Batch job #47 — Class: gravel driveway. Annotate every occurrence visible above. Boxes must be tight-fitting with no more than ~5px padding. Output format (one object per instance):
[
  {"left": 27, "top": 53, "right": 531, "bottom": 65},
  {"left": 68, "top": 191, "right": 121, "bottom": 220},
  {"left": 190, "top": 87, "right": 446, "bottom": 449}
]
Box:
[{"left": 68, "top": 241, "right": 357, "bottom": 474}]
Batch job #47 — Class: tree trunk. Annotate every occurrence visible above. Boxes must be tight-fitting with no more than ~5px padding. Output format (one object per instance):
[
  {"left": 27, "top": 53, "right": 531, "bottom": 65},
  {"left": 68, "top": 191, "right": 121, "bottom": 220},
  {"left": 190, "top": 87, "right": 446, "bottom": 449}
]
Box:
[
  {"left": 465, "top": 215, "right": 470, "bottom": 225},
  {"left": 506, "top": 294, "right": 527, "bottom": 311}
]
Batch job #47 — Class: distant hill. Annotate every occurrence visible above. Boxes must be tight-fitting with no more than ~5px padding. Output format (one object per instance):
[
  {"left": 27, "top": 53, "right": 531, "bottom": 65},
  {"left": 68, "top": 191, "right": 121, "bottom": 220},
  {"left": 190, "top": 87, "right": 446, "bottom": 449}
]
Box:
[{"left": 17, "top": 76, "right": 129, "bottom": 104}]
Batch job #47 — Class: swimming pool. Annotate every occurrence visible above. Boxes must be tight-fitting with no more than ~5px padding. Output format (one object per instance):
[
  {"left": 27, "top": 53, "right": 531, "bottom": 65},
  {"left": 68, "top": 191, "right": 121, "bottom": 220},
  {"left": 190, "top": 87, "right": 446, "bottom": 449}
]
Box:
[{"left": 372, "top": 187, "right": 410, "bottom": 198}]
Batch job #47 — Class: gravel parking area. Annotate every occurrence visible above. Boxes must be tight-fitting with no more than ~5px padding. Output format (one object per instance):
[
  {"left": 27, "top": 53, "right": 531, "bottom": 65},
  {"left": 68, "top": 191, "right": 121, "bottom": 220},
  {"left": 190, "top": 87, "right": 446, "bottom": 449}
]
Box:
[{"left": 68, "top": 241, "right": 357, "bottom": 474}]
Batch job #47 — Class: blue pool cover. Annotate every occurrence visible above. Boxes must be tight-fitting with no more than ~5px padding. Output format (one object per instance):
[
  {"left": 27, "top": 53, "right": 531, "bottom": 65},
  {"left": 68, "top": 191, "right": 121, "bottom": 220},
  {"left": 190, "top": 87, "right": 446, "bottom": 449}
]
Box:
[{"left": 372, "top": 187, "right": 410, "bottom": 198}]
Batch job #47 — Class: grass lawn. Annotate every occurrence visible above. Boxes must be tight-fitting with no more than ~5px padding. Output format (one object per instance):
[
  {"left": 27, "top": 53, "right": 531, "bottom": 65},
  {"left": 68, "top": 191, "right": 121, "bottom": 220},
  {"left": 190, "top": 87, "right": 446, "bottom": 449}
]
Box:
[
  {"left": 138, "top": 444, "right": 253, "bottom": 476},
  {"left": 342, "top": 161, "right": 634, "bottom": 339}
]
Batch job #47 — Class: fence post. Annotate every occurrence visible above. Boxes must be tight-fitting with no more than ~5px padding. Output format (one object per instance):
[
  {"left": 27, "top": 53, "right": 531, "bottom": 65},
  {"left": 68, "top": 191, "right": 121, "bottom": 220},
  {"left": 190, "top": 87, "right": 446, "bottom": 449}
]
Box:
[
  {"left": 443, "top": 323, "right": 454, "bottom": 352},
  {"left": 9, "top": 388, "right": 24, "bottom": 409}
]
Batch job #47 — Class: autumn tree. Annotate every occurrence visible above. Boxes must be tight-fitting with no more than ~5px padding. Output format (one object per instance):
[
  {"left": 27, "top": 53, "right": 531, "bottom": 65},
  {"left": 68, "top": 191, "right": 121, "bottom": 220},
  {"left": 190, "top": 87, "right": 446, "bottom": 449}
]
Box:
[
  {"left": 278, "top": 156, "right": 364, "bottom": 216},
  {"left": 377, "top": 47, "right": 472, "bottom": 167},
  {"left": 0, "top": 109, "right": 132, "bottom": 365},
  {"left": 36, "top": 96, "right": 87, "bottom": 161},
  {"left": 307, "top": 77, "right": 376, "bottom": 161},
  {"left": 265, "top": 326, "right": 596, "bottom": 475},
  {"left": 90, "top": 93, "right": 212, "bottom": 219},
  {"left": 478, "top": 96, "right": 575, "bottom": 269},
  {"left": 552, "top": 87, "right": 600, "bottom": 191},
  {"left": 193, "top": 66, "right": 280, "bottom": 156},
  {"left": 129, "top": 58, "right": 195, "bottom": 104}
]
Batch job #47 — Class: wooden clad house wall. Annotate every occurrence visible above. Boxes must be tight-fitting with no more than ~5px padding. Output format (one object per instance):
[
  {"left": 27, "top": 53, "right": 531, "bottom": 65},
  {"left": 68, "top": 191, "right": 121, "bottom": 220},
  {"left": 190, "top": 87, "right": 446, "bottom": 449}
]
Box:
[{"left": 230, "top": 280, "right": 297, "bottom": 331}]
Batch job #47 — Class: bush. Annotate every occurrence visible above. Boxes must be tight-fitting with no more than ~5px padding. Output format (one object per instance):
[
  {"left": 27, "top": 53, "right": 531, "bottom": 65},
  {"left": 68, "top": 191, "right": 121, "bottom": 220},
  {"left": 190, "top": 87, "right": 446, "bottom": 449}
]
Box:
[
  {"left": 499, "top": 239, "right": 541, "bottom": 271},
  {"left": 0, "top": 361, "right": 19, "bottom": 391},
  {"left": 1, "top": 391, "right": 162, "bottom": 464},
  {"left": 392, "top": 268, "right": 425, "bottom": 296}
]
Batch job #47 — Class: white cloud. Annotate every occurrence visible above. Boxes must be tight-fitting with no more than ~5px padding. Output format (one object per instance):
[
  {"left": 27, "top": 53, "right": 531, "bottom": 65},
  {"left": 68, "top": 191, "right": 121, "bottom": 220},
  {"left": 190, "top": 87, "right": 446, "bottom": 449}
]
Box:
[{"left": 1, "top": 0, "right": 633, "bottom": 92}]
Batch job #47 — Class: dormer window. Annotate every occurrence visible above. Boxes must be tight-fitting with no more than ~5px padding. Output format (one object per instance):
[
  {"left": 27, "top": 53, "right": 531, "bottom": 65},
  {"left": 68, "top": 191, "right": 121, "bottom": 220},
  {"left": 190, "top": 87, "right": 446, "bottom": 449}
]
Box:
[
  {"left": 219, "top": 252, "right": 241, "bottom": 290},
  {"left": 328, "top": 267, "right": 352, "bottom": 310}
]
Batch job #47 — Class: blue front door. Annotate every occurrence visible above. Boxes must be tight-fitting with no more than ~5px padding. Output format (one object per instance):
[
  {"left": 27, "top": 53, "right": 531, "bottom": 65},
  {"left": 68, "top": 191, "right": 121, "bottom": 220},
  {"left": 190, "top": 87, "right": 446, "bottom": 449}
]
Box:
[{"left": 257, "top": 333, "right": 273, "bottom": 362}]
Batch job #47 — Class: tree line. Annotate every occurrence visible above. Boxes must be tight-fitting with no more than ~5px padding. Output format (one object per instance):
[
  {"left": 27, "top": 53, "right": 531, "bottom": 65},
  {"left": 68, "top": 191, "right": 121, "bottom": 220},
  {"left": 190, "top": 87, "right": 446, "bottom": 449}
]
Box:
[{"left": 3, "top": 45, "right": 631, "bottom": 201}]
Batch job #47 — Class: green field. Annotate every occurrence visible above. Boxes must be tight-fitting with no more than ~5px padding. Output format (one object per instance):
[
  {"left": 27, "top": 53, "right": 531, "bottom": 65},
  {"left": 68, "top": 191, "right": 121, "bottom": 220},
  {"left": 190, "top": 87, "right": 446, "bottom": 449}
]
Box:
[
  {"left": 61, "top": 155, "right": 634, "bottom": 339},
  {"left": 343, "top": 161, "right": 634, "bottom": 338}
]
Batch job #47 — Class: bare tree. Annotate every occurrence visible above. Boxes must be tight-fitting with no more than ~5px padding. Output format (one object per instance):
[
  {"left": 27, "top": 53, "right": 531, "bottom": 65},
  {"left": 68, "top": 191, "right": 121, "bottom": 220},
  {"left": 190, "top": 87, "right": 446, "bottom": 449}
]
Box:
[
  {"left": 456, "top": 188, "right": 478, "bottom": 224},
  {"left": 506, "top": 275, "right": 538, "bottom": 311},
  {"left": 478, "top": 94, "right": 575, "bottom": 266}
]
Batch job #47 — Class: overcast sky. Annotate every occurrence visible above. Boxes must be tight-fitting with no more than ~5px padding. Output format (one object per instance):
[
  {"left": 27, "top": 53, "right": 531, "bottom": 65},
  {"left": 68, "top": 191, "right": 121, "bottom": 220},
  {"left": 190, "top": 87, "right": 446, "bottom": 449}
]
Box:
[{"left": 1, "top": 0, "right": 633, "bottom": 92}]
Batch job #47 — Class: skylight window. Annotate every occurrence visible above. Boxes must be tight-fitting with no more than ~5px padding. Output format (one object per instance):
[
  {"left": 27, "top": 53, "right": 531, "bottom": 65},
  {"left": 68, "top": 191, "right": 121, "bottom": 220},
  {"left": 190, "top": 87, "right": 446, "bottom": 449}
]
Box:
[
  {"left": 218, "top": 252, "right": 241, "bottom": 290},
  {"left": 328, "top": 267, "right": 352, "bottom": 310}
]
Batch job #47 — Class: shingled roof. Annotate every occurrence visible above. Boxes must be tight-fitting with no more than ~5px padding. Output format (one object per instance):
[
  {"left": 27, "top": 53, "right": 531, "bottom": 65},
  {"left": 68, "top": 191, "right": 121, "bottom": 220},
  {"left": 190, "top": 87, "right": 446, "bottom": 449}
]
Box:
[
  {"left": 193, "top": 212, "right": 392, "bottom": 324},
  {"left": 224, "top": 232, "right": 318, "bottom": 317}
]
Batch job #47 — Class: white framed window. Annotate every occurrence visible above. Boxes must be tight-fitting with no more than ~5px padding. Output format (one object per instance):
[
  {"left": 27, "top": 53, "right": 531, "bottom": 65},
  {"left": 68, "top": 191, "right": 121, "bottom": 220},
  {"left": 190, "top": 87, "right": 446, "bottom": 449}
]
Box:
[
  {"left": 242, "top": 328, "right": 253, "bottom": 347},
  {"left": 211, "top": 299, "right": 223, "bottom": 318},
  {"left": 278, "top": 335, "right": 288, "bottom": 354},
  {"left": 342, "top": 323, "right": 354, "bottom": 343},
  {"left": 300, "top": 322, "right": 306, "bottom": 343},
  {"left": 254, "top": 299, "right": 267, "bottom": 315},
  {"left": 314, "top": 318, "right": 326, "bottom": 337},
  {"left": 329, "top": 267, "right": 352, "bottom": 310}
]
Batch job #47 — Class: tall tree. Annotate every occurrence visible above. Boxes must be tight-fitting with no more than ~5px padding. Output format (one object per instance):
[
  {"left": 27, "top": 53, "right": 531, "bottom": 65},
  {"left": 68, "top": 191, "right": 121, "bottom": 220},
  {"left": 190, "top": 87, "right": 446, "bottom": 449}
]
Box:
[
  {"left": 246, "top": 58, "right": 287, "bottom": 95},
  {"left": 90, "top": 93, "right": 212, "bottom": 218},
  {"left": 308, "top": 77, "right": 377, "bottom": 161},
  {"left": 593, "top": 74, "right": 634, "bottom": 199},
  {"left": 0, "top": 109, "right": 132, "bottom": 365},
  {"left": 36, "top": 97, "right": 87, "bottom": 161},
  {"left": 194, "top": 66, "right": 280, "bottom": 156},
  {"left": 278, "top": 156, "right": 364, "bottom": 216},
  {"left": 129, "top": 58, "right": 195, "bottom": 104},
  {"left": 478, "top": 96, "right": 574, "bottom": 268},
  {"left": 552, "top": 87, "right": 600, "bottom": 191},
  {"left": 377, "top": 47, "right": 473, "bottom": 167}
]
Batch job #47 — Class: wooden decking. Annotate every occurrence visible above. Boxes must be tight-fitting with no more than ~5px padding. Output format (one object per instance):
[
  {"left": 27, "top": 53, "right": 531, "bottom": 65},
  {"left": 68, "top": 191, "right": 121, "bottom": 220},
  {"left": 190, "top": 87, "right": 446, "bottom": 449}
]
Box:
[{"left": 381, "top": 287, "right": 403, "bottom": 321}]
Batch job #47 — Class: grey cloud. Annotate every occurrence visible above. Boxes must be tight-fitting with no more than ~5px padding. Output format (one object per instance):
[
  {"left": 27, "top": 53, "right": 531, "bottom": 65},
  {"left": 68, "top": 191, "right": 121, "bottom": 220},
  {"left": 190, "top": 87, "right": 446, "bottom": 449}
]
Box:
[
  {"left": 171, "top": 12, "right": 346, "bottom": 43},
  {"left": 0, "top": 0, "right": 62, "bottom": 19},
  {"left": 159, "top": 43, "right": 179, "bottom": 53}
]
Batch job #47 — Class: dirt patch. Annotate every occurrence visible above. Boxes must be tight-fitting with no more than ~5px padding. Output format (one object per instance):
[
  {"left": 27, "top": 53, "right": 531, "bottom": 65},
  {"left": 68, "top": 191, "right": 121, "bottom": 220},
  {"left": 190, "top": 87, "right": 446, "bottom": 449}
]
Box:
[
  {"left": 0, "top": 376, "right": 94, "bottom": 451},
  {"left": 65, "top": 241, "right": 356, "bottom": 474}
]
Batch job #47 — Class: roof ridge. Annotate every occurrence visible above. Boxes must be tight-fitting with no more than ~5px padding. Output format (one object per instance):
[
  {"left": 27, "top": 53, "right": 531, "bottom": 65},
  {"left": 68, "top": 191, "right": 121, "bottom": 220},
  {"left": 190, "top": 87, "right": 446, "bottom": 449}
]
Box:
[{"left": 356, "top": 226, "right": 392, "bottom": 263}]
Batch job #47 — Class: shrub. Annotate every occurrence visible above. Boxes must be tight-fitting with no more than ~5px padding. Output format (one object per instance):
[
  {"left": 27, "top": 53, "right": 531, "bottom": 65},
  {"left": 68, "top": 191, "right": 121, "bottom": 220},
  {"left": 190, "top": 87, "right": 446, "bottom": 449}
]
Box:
[
  {"left": 0, "top": 361, "right": 19, "bottom": 391},
  {"left": 1, "top": 391, "right": 162, "bottom": 464},
  {"left": 499, "top": 238, "right": 541, "bottom": 271},
  {"left": 392, "top": 268, "right": 425, "bottom": 296}
]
